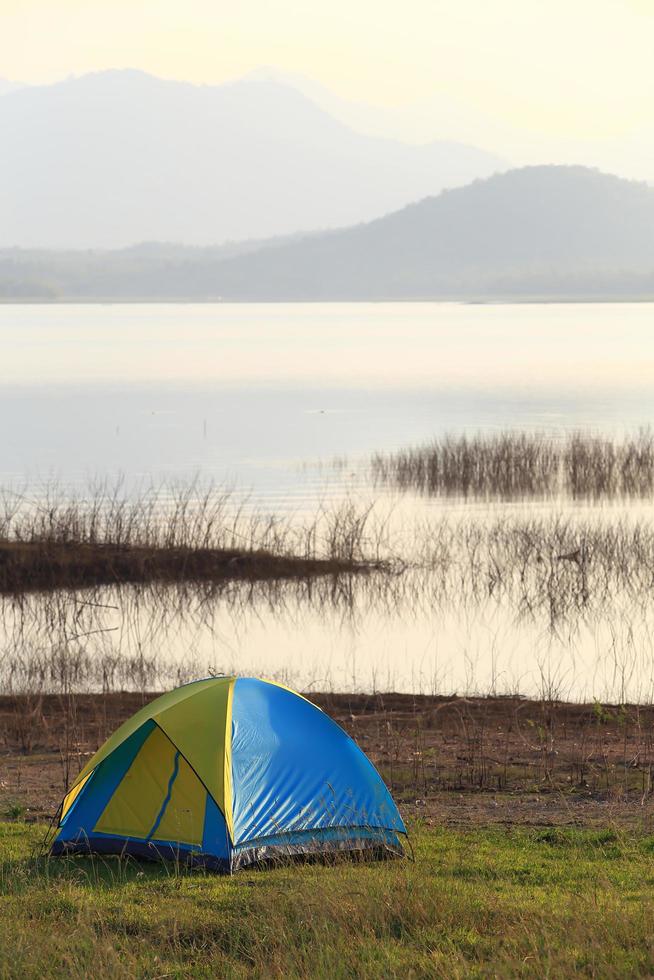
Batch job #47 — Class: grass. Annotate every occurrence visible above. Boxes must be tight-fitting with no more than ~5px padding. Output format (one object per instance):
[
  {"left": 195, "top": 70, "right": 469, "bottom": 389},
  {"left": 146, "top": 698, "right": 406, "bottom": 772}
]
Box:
[
  {"left": 0, "top": 540, "right": 359, "bottom": 593},
  {"left": 3, "top": 473, "right": 654, "bottom": 619},
  {"left": 0, "top": 484, "right": 379, "bottom": 593},
  {"left": 372, "top": 429, "right": 654, "bottom": 501},
  {"left": 2, "top": 821, "right": 654, "bottom": 977},
  {"left": 402, "top": 513, "right": 654, "bottom": 629}
]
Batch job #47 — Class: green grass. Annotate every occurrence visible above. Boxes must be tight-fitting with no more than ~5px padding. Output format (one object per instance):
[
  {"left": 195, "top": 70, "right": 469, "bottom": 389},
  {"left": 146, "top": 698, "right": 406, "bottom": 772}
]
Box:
[
  {"left": 1, "top": 802, "right": 26, "bottom": 820},
  {"left": 2, "top": 821, "right": 654, "bottom": 978}
]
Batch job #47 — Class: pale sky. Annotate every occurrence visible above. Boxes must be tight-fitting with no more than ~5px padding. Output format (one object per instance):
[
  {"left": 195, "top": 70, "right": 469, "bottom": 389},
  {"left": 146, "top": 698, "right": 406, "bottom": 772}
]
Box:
[{"left": 2, "top": 0, "right": 654, "bottom": 170}]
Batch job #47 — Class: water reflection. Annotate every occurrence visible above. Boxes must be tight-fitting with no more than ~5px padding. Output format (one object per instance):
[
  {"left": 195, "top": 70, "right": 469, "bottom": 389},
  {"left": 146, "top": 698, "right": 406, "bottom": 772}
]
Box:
[
  {"left": 3, "top": 528, "right": 654, "bottom": 703},
  {"left": 2, "top": 301, "right": 654, "bottom": 699}
]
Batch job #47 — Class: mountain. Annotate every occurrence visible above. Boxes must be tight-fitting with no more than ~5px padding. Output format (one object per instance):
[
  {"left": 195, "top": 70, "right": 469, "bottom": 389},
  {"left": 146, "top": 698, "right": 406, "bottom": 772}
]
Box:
[
  {"left": 2, "top": 166, "right": 654, "bottom": 301},
  {"left": 0, "top": 69, "right": 504, "bottom": 249},
  {"left": 0, "top": 235, "right": 320, "bottom": 299},
  {"left": 246, "top": 69, "right": 654, "bottom": 187},
  {"left": 204, "top": 165, "right": 654, "bottom": 300}
]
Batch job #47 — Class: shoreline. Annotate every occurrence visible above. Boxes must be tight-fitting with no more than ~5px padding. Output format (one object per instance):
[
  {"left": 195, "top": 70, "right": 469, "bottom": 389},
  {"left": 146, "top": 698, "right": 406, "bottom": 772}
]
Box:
[{"left": 4, "top": 690, "right": 654, "bottom": 829}]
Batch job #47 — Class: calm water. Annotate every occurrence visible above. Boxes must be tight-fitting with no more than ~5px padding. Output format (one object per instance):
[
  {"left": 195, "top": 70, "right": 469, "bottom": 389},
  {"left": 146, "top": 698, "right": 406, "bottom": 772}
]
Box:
[
  {"left": 1, "top": 302, "right": 653, "bottom": 502},
  {"left": 2, "top": 301, "right": 654, "bottom": 698}
]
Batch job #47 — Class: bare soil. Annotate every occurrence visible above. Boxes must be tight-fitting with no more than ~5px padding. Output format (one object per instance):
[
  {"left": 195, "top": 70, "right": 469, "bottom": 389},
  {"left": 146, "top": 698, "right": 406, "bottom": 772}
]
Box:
[{"left": 3, "top": 690, "right": 654, "bottom": 830}]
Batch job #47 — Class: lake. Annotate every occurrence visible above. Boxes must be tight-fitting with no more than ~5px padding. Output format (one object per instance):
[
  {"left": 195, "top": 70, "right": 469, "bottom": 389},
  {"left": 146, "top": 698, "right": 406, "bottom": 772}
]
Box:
[
  {"left": 2, "top": 301, "right": 654, "bottom": 500},
  {"left": 2, "top": 301, "right": 654, "bottom": 699}
]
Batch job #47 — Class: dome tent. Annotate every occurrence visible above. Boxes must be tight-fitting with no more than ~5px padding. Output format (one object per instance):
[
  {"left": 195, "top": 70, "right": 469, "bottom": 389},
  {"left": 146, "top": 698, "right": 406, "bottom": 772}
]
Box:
[{"left": 52, "top": 677, "right": 406, "bottom": 871}]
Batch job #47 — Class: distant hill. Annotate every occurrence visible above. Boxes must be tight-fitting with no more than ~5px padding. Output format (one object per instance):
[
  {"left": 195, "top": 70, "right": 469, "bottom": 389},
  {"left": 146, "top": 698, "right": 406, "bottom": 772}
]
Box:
[
  {"left": 2, "top": 166, "right": 654, "bottom": 301},
  {"left": 206, "top": 165, "right": 654, "bottom": 300},
  {"left": 0, "top": 69, "right": 504, "bottom": 249},
  {"left": 0, "top": 235, "right": 319, "bottom": 299}
]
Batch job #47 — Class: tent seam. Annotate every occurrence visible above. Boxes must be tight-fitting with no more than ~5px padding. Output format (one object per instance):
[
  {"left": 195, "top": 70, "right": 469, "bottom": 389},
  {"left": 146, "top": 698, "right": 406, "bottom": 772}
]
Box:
[
  {"left": 151, "top": 720, "right": 229, "bottom": 827},
  {"left": 224, "top": 678, "right": 235, "bottom": 843},
  {"left": 146, "top": 750, "right": 180, "bottom": 841}
]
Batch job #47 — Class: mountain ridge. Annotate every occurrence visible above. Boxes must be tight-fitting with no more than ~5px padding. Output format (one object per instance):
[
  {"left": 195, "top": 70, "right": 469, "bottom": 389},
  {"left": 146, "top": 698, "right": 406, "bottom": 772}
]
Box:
[
  {"left": 0, "top": 69, "right": 504, "bottom": 249},
  {"left": 1, "top": 165, "right": 653, "bottom": 301}
]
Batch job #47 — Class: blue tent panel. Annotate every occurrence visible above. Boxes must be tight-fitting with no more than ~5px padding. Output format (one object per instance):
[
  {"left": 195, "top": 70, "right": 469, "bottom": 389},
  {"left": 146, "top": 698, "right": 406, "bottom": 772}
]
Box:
[{"left": 231, "top": 678, "right": 406, "bottom": 846}]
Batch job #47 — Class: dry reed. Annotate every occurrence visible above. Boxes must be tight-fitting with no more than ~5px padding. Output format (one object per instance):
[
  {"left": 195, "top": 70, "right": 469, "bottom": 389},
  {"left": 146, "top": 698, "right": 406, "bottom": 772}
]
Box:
[{"left": 372, "top": 429, "right": 654, "bottom": 501}]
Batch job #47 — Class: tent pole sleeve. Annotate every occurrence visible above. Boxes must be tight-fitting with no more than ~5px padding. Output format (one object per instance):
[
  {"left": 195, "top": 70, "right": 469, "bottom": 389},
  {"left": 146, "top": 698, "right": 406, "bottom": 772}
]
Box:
[{"left": 224, "top": 678, "right": 236, "bottom": 843}]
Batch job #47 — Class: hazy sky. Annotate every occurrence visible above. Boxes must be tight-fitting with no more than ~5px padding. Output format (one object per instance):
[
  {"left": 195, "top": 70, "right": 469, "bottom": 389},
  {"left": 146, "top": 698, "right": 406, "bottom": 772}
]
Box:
[{"left": 3, "top": 0, "right": 654, "bottom": 170}]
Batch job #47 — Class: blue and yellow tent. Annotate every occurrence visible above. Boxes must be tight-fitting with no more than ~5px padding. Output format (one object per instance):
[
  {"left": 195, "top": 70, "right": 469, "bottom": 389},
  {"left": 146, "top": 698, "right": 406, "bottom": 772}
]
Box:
[{"left": 52, "top": 677, "right": 406, "bottom": 871}]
